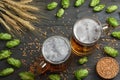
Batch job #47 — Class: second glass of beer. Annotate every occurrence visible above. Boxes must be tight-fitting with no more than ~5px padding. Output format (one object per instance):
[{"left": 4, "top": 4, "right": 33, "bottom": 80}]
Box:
[{"left": 71, "top": 17, "right": 103, "bottom": 56}]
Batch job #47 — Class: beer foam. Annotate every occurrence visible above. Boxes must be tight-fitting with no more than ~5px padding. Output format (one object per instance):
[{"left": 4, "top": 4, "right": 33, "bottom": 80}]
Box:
[
  {"left": 42, "top": 36, "right": 70, "bottom": 64},
  {"left": 74, "top": 18, "right": 102, "bottom": 44}
]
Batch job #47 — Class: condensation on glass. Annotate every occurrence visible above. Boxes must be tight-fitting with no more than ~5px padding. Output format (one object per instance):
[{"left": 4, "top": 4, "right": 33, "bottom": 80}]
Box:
[
  {"left": 71, "top": 18, "right": 102, "bottom": 56},
  {"left": 36, "top": 36, "right": 71, "bottom": 74}
]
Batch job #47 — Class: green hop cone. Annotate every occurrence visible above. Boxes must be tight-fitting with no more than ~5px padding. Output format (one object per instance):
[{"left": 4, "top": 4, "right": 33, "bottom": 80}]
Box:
[
  {"left": 49, "top": 74, "right": 61, "bottom": 80},
  {"left": 90, "top": 0, "right": 100, "bottom": 7},
  {"left": 19, "top": 72, "right": 35, "bottom": 80},
  {"left": 104, "top": 46, "right": 119, "bottom": 57},
  {"left": 56, "top": 8, "right": 65, "bottom": 18},
  {"left": 93, "top": 4, "right": 105, "bottom": 12},
  {"left": 47, "top": 2, "right": 58, "bottom": 10},
  {"left": 75, "top": 69, "right": 88, "bottom": 80},
  {"left": 0, "top": 50, "right": 12, "bottom": 60},
  {"left": 0, "top": 68, "right": 14, "bottom": 76},
  {"left": 0, "top": 33, "right": 12, "bottom": 40},
  {"left": 107, "top": 17, "right": 119, "bottom": 27},
  {"left": 61, "top": 0, "right": 70, "bottom": 9},
  {"left": 106, "top": 5, "right": 118, "bottom": 13},
  {"left": 79, "top": 57, "right": 88, "bottom": 65},
  {"left": 7, "top": 58, "right": 22, "bottom": 68},
  {"left": 6, "top": 39, "right": 20, "bottom": 48},
  {"left": 111, "top": 31, "right": 120, "bottom": 39},
  {"left": 75, "top": 0, "right": 85, "bottom": 7}
]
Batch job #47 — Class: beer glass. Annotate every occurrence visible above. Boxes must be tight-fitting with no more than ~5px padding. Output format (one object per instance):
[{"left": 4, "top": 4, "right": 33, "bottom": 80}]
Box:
[
  {"left": 36, "top": 36, "right": 71, "bottom": 74},
  {"left": 71, "top": 17, "right": 105, "bottom": 56}
]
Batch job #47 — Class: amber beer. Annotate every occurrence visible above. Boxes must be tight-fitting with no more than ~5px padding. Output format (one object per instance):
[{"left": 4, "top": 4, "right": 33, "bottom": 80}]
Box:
[
  {"left": 36, "top": 36, "right": 71, "bottom": 74},
  {"left": 71, "top": 18, "right": 102, "bottom": 56}
]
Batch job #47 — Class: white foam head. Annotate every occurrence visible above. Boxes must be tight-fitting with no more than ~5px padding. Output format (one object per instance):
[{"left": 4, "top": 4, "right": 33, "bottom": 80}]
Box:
[
  {"left": 73, "top": 18, "right": 102, "bottom": 46},
  {"left": 42, "top": 36, "right": 71, "bottom": 64}
]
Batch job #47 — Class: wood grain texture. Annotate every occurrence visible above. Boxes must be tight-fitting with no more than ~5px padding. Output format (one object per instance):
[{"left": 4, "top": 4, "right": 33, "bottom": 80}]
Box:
[{"left": 0, "top": 0, "right": 120, "bottom": 80}]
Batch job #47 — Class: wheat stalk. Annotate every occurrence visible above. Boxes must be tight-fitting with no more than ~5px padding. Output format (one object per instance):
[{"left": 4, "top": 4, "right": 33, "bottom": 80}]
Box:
[
  {"left": 0, "top": 0, "right": 41, "bottom": 36},
  {"left": 20, "top": 0, "right": 33, "bottom": 4},
  {"left": 0, "top": 17, "right": 11, "bottom": 31},
  {"left": 2, "top": 2, "right": 37, "bottom": 20},
  {"left": 3, "top": 0, "right": 39, "bottom": 11},
  {"left": 0, "top": 14, "right": 25, "bottom": 36},
  {"left": 0, "top": 12, "right": 22, "bottom": 31},
  {"left": 0, "top": 6, "right": 35, "bottom": 30}
]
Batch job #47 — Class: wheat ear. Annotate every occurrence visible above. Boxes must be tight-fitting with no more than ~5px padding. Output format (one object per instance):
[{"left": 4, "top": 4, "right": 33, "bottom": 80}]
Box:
[
  {"left": 0, "top": 12, "right": 22, "bottom": 31},
  {"left": 3, "top": 2, "right": 37, "bottom": 20},
  {"left": 3, "top": 0, "right": 39, "bottom": 11},
  {"left": 0, "top": 7, "right": 35, "bottom": 30}
]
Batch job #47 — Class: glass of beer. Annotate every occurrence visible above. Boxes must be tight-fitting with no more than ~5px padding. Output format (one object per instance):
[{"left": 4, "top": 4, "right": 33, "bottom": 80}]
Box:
[
  {"left": 71, "top": 17, "right": 103, "bottom": 56},
  {"left": 36, "top": 36, "right": 71, "bottom": 74}
]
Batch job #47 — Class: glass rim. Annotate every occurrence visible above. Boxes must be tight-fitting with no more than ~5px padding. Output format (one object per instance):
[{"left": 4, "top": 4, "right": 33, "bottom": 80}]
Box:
[
  {"left": 73, "top": 17, "right": 103, "bottom": 46},
  {"left": 42, "top": 36, "right": 71, "bottom": 64}
]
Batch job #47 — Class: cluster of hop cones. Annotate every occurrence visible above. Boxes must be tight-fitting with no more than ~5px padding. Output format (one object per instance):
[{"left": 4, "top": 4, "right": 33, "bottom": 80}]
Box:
[{"left": 0, "top": 0, "right": 39, "bottom": 36}]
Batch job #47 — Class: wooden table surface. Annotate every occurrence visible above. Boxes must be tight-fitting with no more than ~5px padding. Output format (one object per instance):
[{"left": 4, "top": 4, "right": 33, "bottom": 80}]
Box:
[{"left": 0, "top": 0, "right": 120, "bottom": 80}]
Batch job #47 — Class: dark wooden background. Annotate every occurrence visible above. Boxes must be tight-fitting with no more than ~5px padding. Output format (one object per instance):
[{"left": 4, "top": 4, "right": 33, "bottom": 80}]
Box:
[{"left": 0, "top": 0, "right": 120, "bottom": 80}]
